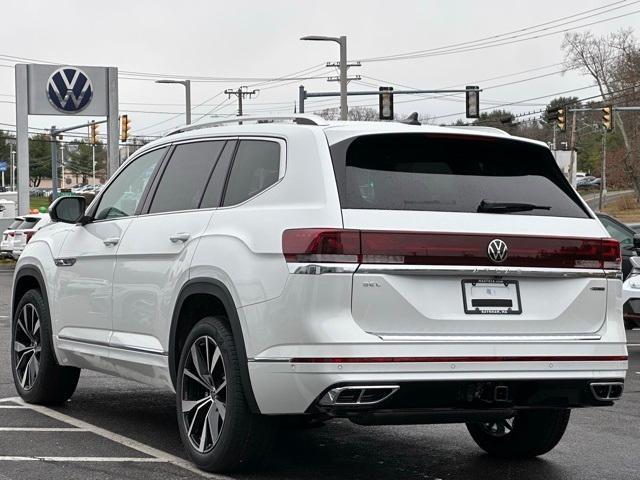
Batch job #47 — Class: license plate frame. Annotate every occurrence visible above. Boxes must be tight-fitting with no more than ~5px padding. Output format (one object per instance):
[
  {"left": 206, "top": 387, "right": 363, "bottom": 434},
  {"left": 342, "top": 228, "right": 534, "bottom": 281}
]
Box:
[{"left": 461, "top": 279, "right": 522, "bottom": 315}]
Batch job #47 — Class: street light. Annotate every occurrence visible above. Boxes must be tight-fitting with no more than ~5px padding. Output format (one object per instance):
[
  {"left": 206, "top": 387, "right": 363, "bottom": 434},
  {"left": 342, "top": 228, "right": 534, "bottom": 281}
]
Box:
[
  {"left": 300, "top": 35, "right": 348, "bottom": 120},
  {"left": 155, "top": 79, "right": 192, "bottom": 125}
]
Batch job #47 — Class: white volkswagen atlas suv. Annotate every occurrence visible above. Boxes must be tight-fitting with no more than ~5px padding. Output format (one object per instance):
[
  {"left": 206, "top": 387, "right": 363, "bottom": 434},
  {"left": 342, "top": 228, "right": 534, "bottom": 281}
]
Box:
[{"left": 11, "top": 115, "right": 628, "bottom": 472}]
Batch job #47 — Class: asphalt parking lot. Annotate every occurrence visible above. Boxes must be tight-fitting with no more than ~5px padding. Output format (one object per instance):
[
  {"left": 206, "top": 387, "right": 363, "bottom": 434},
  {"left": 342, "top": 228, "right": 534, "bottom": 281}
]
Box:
[{"left": 0, "top": 266, "right": 638, "bottom": 480}]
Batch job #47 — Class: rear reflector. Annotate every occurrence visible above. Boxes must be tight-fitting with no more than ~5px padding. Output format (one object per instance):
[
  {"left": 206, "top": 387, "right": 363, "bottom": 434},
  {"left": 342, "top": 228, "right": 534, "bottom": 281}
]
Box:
[{"left": 282, "top": 229, "right": 621, "bottom": 270}]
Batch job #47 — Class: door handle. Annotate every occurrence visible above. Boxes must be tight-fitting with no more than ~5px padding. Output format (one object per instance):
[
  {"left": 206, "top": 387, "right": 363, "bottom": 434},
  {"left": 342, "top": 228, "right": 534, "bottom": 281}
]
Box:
[
  {"left": 170, "top": 232, "right": 191, "bottom": 243},
  {"left": 103, "top": 237, "right": 120, "bottom": 246}
]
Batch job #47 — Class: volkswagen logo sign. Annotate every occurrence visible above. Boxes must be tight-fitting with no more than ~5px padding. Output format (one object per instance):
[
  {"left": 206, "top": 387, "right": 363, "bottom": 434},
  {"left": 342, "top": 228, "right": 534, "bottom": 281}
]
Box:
[
  {"left": 46, "top": 67, "right": 93, "bottom": 113},
  {"left": 487, "top": 239, "right": 508, "bottom": 263}
]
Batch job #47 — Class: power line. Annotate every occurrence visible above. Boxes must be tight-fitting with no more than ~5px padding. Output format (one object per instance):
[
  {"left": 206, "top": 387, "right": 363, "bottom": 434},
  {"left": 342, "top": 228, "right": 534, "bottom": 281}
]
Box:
[{"left": 358, "top": 0, "right": 639, "bottom": 62}]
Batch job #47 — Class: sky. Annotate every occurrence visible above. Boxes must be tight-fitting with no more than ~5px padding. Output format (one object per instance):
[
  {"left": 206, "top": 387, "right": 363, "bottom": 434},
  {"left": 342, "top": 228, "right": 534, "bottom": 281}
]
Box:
[{"left": 0, "top": 0, "right": 638, "bottom": 139}]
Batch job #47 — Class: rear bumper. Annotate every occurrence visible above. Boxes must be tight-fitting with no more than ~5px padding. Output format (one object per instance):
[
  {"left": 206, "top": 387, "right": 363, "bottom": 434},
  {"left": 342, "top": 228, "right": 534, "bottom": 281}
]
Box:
[{"left": 248, "top": 348, "right": 628, "bottom": 414}]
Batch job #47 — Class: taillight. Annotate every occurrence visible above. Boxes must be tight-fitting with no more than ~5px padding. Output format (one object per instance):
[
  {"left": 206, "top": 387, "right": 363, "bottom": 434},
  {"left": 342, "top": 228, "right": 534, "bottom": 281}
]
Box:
[
  {"left": 282, "top": 229, "right": 621, "bottom": 270},
  {"left": 25, "top": 231, "right": 35, "bottom": 243},
  {"left": 8, "top": 232, "right": 14, "bottom": 237},
  {"left": 282, "top": 229, "right": 360, "bottom": 263}
]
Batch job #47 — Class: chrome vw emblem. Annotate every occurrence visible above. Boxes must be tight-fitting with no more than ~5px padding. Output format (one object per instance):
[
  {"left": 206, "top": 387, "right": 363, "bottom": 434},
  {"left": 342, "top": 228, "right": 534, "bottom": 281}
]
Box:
[
  {"left": 487, "top": 239, "right": 508, "bottom": 263},
  {"left": 46, "top": 67, "right": 93, "bottom": 113}
]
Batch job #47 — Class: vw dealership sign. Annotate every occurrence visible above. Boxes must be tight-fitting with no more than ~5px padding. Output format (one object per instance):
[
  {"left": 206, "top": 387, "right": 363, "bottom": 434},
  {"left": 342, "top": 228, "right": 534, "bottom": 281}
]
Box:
[
  {"left": 46, "top": 67, "right": 94, "bottom": 113},
  {"left": 26, "top": 64, "right": 108, "bottom": 116}
]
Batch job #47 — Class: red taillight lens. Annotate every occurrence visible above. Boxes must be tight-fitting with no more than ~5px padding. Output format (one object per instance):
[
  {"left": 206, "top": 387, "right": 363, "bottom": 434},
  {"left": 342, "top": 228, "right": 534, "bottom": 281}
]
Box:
[
  {"left": 282, "top": 229, "right": 621, "bottom": 270},
  {"left": 25, "top": 231, "right": 35, "bottom": 243},
  {"left": 282, "top": 229, "right": 361, "bottom": 263}
]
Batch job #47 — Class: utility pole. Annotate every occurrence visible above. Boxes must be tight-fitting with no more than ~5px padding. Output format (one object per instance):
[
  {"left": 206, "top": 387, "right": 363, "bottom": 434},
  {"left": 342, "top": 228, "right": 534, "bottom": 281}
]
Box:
[
  {"left": 568, "top": 110, "right": 577, "bottom": 186},
  {"left": 599, "top": 130, "right": 607, "bottom": 211},
  {"left": 50, "top": 127, "right": 59, "bottom": 201},
  {"left": 10, "top": 143, "right": 15, "bottom": 191},
  {"left": 59, "top": 144, "right": 65, "bottom": 190},
  {"left": 224, "top": 87, "right": 259, "bottom": 117}
]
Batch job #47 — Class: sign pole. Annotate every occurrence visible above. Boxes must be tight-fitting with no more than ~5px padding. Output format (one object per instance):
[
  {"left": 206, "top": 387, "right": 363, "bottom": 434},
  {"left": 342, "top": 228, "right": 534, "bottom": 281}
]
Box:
[
  {"left": 15, "top": 64, "right": 29, "bottom": 215},
  {"left": 107, "top": 67, "right": 119, "bottom": 178}
]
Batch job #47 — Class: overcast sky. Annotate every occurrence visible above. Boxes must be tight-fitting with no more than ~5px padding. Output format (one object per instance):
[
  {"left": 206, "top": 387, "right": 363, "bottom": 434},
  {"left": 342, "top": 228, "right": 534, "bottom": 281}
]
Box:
[{"left": 0, "top": 0, "right": 638, "bottom": 138}]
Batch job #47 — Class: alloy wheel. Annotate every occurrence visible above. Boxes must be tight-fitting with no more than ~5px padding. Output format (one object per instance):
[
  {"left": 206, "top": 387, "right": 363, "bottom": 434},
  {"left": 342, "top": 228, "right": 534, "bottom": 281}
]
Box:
[
  {"left": 181, "top": 335, "right": 227, "bottom": 454},
  {"left": 480, "top": 417, "right": 515, "bottom": 437},
  {"left": 13, "top": 303, "right": 41, "bottom": 391}
]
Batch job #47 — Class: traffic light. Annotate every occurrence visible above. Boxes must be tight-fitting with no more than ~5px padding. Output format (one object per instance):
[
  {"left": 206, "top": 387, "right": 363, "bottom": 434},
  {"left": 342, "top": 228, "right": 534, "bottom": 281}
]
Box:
[
  {"left": 379, "top": 87, "right": 394, "bottom": 120},
  {"left": 89, "top": 122, "right": 99, "bottom": 144},
  {"left": 602, "top": 106, "right": 613, "bottom": 132},
  {"left": 465, "top": 86, "right": 480, "bottom": 119},
  {"left": 120, "top": 114, "right": 131, "bottom": 142},
  {"left": 557, "top": 108, "right": 566, "bottom": 132}
]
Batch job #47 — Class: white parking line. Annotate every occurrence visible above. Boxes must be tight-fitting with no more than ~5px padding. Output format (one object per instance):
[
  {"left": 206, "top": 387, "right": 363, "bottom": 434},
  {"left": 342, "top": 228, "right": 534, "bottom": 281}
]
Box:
[
  {"left": 5, "top": 397, "right": 233, "bottom": 480},
  {"left": 627, "top": 344, "right": 640, "bottom": 347},
  {"left": 0, "top": 456, "right": 166, "bottom": 462},
  {"left": 0, "top": 427, "right": 87, "bottom": 432},
  {"left": 0, "top": 406, "right": 29, "bottom": 409}
]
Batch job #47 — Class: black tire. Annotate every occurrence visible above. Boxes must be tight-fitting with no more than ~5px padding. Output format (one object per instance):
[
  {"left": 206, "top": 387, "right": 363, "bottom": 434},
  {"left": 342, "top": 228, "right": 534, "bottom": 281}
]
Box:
[
  {"left": 466, "top": 409, "right": 570, "bottom": 458},
  {"left": 11, "top": 288, "right": 80, "bottom": 405},
  {"left": 175, "top": 316, "right": 276, "bottom": 472}
]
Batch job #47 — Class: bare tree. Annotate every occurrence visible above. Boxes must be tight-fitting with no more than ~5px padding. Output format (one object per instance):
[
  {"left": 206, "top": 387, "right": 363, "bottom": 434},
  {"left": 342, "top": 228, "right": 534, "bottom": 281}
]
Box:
[
  {"left": 316, "top": 106, "right": 379, "bottom": 121},
  {"left": 563, "top": 29, "right": 640, "bottom": 197}
]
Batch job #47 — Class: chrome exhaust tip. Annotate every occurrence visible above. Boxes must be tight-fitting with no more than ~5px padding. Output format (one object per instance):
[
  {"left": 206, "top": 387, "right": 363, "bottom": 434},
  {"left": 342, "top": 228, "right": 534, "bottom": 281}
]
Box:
[
  {"left": 318, "top": 385, "right": 400, "bottom": 407},
  {"left": 590, "top": 382, "right": 624, "bottom": 401}
]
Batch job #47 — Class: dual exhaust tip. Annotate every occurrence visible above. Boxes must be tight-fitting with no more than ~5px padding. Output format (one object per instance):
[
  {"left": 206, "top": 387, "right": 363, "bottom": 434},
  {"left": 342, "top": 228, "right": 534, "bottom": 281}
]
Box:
[
  {"left": 319, "top": 385, "right": 400, "bottom": 407},
  {"left": 590, "top": 382, "right": 624, "bottom": 401}
]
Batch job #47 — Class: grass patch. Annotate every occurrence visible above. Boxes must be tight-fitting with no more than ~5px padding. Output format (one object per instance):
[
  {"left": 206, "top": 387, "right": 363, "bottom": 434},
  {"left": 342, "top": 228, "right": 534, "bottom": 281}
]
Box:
[
  {"left": 602, "top": 193, "right": 640, "bottom": 223},
  {"left": 29, "top": 196, "right": 49, "bottom": 211}
]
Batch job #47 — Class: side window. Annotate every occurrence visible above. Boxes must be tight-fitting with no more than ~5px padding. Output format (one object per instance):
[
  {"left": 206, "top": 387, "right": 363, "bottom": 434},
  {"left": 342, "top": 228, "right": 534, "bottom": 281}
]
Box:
[
  {"left": 601, "top": 217, "right": 633, "bottom": 249},
  {"left": 200, "top": 141, "right": 236, "bottom": 209},
  {"left": 94, "top": 147, "right": 167, "bottom": 220},
  {"left": 148, "top": 141, "right": 224, "bottom": 214},
  {"left": 222, "top": 140, "right": 281, "bottom": 207}
]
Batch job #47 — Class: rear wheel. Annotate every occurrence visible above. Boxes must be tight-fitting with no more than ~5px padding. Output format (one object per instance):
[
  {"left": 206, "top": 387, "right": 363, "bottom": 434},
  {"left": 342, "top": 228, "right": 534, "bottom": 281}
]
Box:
[
  {"left": 466, "top": 409, "right": 570, "bottom": 458},
  {"left": 175, "top": 316, "right": 276, "bottom": 472},
  {"left": 11, "top": 289, "right": 80, "bottom": 404}
]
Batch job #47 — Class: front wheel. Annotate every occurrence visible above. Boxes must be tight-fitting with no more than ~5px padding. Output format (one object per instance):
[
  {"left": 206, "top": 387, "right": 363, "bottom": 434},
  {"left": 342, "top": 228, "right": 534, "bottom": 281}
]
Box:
[
  {"left": 175, "top": 316, "right": 276, "bottom": 472},
  {"left": 11, "top": 289, "right": 80, "bottom": 404},
  {"left": 466, "top": 409, "right": 570, "bottom": 458}
]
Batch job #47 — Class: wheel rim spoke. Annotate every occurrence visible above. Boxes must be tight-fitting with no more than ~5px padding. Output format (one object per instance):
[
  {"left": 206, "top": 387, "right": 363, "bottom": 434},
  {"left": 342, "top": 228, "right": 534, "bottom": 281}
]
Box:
[
  {"left": 14, "top": 303, "right": 41, "bottom": 391},
  {"left": 182, "top": 334, "right": 227, "bottom": 454}
]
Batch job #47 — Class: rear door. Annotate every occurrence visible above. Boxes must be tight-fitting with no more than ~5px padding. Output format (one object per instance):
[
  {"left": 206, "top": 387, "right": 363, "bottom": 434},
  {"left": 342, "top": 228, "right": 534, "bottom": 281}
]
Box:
[
  {"left": 328, "top": 132, "right": 616, "bottom": 336},
  {"left": 111, "top": 139, "right": 235, "bottom": 357}
]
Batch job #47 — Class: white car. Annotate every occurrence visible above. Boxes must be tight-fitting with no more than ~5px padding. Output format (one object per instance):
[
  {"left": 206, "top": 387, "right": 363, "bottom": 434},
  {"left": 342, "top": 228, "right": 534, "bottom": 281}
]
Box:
[
  {"left": 11, "top": 115, "right": 628, "bottom": 472},
  {"left": 11, "top": 214, "right": 52, "bottom": 259},
  {"left": 623, "top": 256, "right": 640, "bottom": 329},
  {"left": 1, "top": 217, "right": 24, "bottom": 257}
]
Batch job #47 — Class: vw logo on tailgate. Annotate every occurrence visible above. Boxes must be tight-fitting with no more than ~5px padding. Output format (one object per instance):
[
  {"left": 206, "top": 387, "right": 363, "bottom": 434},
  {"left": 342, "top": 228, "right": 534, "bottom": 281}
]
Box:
[
  {"left": 487, "top": 239, "right": 508, "bottom": 263},
  {"left": 46, "top": 67, "right": 93, "bottom": 113}
]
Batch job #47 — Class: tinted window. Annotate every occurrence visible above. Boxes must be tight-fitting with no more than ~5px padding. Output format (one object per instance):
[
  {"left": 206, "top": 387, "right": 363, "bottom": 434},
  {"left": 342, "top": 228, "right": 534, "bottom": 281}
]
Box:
[
  {"left": 223, "top": 140, "right": 280, "bottom": 206},
  {"left": 8, "top": 219, "right": 23, "bottom": 229},
  {"left": 149, "top": 141, "right": 224, "bottom": 214},
  {"left": 95, "top": 147, "right": 166, "bottom": 220},
  {"left": 330, "top": 133, "right": 588, "bottom": 218},
  {"left": 19, "top": 218, "right": 39, "bottom": 229},
  {"left": 200, "top": 141, "right": 236, "bottom": 209},
  {"left": 600, "top": 216, "right": 633, "bottom": 249}
]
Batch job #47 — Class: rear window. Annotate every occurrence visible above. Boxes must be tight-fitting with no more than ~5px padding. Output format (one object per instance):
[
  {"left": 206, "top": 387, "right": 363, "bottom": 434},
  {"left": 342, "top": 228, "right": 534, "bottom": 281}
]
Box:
[
  {"left": 8, "top": 219, "right": 23, "bottom": 229},
  {"left": 19, "top": 218, "right": 40, "bottom": 229},
  {"left": 329, "top": 133, "right": 589, "bottom": 218}
]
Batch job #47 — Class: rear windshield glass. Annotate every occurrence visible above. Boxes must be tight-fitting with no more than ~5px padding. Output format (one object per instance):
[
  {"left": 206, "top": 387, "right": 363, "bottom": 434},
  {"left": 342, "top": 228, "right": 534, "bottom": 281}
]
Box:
[
  {"left": 329, "top": 133, "right": 589, "bottom": 218},
  {"left": 19, "top": 218, "right": 39, "bottom": 229},
  {"left": 8, "top": 219, "right": 22, "bottom": 229}
]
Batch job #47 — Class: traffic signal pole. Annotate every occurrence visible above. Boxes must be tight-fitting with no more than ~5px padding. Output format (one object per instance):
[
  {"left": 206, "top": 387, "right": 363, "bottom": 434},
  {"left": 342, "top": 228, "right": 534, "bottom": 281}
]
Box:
[{"left": 599, "top": 130, "right": 607, "bottom": 211}]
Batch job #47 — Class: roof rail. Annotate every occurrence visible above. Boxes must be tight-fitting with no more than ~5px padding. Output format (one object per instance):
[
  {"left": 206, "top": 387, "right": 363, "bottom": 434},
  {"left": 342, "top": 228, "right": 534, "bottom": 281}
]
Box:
[{"left": 165, "top": 114, "right": 328, "bottom": 136}]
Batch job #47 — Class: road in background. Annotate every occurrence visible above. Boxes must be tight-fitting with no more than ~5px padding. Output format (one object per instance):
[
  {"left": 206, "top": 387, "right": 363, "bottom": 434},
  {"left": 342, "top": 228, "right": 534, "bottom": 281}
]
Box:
[{"left": 0, "top": 267, "right": 638, "bottom": 480}]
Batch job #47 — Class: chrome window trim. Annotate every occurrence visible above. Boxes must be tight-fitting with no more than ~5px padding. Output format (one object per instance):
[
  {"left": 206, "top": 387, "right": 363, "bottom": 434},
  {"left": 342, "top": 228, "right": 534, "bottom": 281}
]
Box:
[{"left": 57, "top": 335, "right": 168, "bottom": 356}]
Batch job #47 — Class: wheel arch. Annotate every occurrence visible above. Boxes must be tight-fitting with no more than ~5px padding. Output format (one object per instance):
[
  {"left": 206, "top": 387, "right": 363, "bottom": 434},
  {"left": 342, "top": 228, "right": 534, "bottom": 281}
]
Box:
[
  {"left": 13, "top": 265, "right": 50, "bottom": 321},
  {"left": 169, "top": 277, "right": 259, "bottom": 413}
]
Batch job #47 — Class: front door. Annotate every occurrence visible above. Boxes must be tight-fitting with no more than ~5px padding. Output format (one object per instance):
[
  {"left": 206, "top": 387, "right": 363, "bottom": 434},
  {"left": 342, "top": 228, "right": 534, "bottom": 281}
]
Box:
[{"left": 54, "top": 146, "right": 169, "bottom": 368}]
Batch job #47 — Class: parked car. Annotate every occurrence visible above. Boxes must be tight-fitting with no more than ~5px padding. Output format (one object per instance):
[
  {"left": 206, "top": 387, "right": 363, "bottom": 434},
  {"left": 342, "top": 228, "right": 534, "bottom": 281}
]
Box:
[
  {"left": 596, "top": 213, "right": 639, "bottom": 279},
  {"left": 0, "top": 216, "right": 24, "bottom": 258},
  {"left": 622, "top": 256, "right": 640, "bottom": 329},
  {"left": 11, "top": 214, "right": 51, "bottom": 259},
  {"left": 11, "top": 115, "right": 628, "bottom": 473}
]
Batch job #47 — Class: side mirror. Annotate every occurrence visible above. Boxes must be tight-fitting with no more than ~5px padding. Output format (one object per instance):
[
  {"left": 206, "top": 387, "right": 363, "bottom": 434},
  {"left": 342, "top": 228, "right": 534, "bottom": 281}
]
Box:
[{"left": 49, "top": 196, "right": 87, "bottom": 224}]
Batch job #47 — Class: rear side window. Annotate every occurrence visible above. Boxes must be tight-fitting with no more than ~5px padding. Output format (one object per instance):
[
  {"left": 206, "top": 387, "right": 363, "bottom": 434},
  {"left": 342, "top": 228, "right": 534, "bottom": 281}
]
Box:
[
  {"left": 330, "top": 133, "right": 589, "bottom": 218},
  {"left": 223, "top": 140, "right": 280, "bottom": 207},
  {"left": 149, "top": 141, "right": 225, "bottom": 214},
  {"left": 200, "top": 141, "right": 236, "bottom": 209}
]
